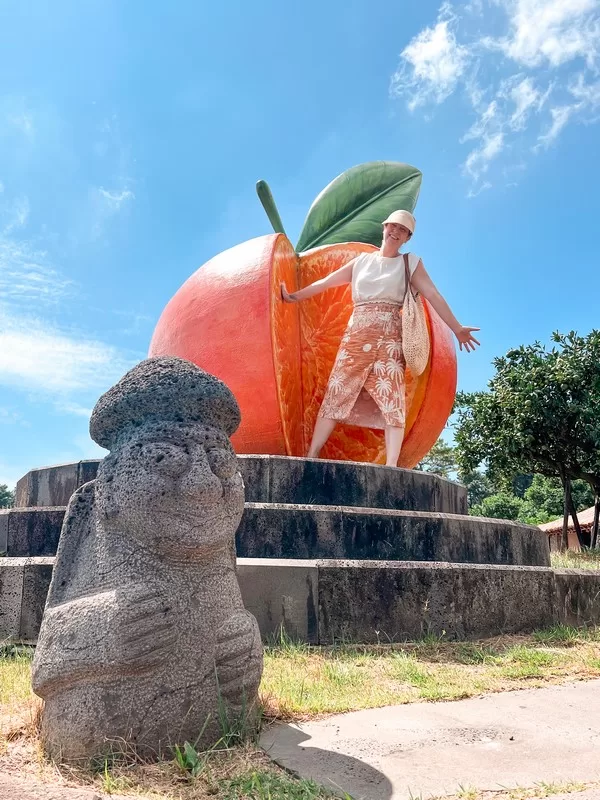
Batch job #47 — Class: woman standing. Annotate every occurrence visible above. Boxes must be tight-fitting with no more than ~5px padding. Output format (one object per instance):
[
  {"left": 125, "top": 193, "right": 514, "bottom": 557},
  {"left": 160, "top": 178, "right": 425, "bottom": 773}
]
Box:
[{"left": 281, "top": 210, "right": 480, "bottom": 467}]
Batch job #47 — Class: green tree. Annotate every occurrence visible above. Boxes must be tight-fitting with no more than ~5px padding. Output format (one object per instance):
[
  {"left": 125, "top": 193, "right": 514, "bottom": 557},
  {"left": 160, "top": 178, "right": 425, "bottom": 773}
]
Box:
[
  {"left": 471, "top": 492, "right": 524, "bottom": 521},
  {"left": 454, "top": 331, "right": 600, "bottom": 549},
  {"left": 517, "top": 474, "right": 594, "bottom": 525},
  {"left": 458, "top": 469, "right": 495, "bottom": 508},
  {"left": 0, "top": 484, "right": 14, "bottom": 509},
  {"left": 511, "top": 474, "right": 534, "bottom": 499},
  {"left": 416, "top": 438, "right": 457, "bottom": 479}
]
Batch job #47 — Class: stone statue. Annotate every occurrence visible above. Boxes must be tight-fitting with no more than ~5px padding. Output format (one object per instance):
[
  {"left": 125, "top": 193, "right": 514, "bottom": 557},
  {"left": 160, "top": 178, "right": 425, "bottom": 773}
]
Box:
[{"left": 32, "top": 357, "right": 263, "bottom": 763}]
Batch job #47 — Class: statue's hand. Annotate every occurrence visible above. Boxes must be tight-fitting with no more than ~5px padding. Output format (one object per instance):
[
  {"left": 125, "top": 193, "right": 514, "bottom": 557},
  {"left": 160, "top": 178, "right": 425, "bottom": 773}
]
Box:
[
  {"left": 116, "top": 587, "right": 178, "bottom": 670},
  {"left": 215, "top": 611, "right": 263, "bottom": 705}
]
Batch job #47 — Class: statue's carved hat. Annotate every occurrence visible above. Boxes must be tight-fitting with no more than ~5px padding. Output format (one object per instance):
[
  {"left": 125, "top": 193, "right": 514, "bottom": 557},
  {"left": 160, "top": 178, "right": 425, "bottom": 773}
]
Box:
[{"left": 90, "top": 357, "right": 241, "bottom": 450}]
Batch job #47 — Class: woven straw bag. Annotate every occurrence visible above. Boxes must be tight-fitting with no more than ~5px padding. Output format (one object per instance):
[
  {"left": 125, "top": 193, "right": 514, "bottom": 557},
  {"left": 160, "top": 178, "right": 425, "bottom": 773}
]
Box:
[{"left": 402, "top": 254, "right": 430, "bottom": 376}]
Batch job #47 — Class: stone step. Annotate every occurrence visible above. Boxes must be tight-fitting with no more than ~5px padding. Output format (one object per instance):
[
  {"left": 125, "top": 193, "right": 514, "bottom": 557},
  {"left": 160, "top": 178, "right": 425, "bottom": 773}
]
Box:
[
  {"left": 239, "top": 504, "right": 549, "bottom": 566},
  {"left": 0, "top": 507, "right": 65, "bottom": 557},
  {"left": 2, "top": 556, "right": 599, "bottom": 645},
  {"left": 1, "top": 503, "right": 550, "bottom": 567},
  {"left": 14, "top": 455, "right": 467, "bottom": 513}
]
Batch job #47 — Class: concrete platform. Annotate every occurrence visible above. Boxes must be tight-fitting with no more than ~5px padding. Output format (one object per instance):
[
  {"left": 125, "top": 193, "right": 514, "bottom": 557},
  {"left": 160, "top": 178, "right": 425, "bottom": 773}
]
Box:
[
  {"left": 14, "top": 456, "right": 468, "bottom": 514},
  {"left": 0, "top": 504, "right": 550, "bottom": 566},
  {"left": 260, "top": 680, "right": 600, "bottom": 800},
  {"left": 239, "top": 504, "right": 550, "bottom": 566},
  {"left": 0, "top": 507, "right": 66, "bottom": 557},
  {"left": 0, "top": 557, "right": 54, "bottom": 642},
  {"left": 14, "top": 460, "right": 99, "bottom": 509},
  {"left": 2, "top": 557, "right": 600, "bottom": 644}
]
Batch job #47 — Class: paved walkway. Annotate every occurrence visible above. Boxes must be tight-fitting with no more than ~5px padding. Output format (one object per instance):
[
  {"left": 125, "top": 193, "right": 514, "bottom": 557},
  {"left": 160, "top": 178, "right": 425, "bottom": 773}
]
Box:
[
  {"left": 0, "top": 773, "right": 135, "bottom": 800},
  {"left": 260, "top": 680, "right": 600, "bottom": 800}
]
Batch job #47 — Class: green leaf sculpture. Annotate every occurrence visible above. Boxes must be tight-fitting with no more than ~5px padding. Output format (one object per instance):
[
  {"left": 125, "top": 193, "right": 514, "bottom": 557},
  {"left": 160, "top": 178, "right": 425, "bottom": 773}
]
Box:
[{"left": 295, "top": 161, "right": 422, "bottom": 252}]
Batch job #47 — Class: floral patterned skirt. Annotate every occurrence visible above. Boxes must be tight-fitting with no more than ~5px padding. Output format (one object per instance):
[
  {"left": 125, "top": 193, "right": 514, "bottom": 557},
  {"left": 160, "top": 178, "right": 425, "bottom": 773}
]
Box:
[{"left": 318, "top": 301, "right": 406, "bottom": 430}]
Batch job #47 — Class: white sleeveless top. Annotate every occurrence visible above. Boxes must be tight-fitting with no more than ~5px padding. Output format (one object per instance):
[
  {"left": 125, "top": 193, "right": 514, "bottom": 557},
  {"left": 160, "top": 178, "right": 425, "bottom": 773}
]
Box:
[{"left": 351, "top": 251, "right": 421, "bottom": 304}]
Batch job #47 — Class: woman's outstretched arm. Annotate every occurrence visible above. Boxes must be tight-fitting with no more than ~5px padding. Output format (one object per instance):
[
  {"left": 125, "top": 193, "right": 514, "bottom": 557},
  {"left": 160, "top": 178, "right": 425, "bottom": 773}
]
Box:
[
  {"left": 411, "top": 261, "right": 480, "bottom": 352},
  {"left": 281, "top": 259, "right": 356, "bottom": 303}
]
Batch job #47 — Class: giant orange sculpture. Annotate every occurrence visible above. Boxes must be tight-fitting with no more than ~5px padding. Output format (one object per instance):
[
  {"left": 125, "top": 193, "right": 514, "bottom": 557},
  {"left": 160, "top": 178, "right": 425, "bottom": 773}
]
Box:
[{"left": 149, "top": 162, "right": 457, "bottom": 467}]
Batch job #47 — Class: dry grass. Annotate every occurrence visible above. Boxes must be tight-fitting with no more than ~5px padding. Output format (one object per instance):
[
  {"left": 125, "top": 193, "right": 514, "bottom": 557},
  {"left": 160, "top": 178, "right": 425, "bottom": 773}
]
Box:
[
  {"left": 0, "top": 645, "right": 338, "bottom": 799},
  {"left": 0, "top": 724, "right": 338, "bottom": 799},
  {"left": 1, "top": 731, "right": 339, "bottom": 799},
  {"left": 2, "top": 629, "right": 600, "bottom": 798},
  {"left": 551, "top": 549, "right": 600, "bottom": 570},
  {"left": 261, "top": 626, "right": 600, "bottom": 720},
  {"left": 435, "top": 780, "right": 600, "bottom": 800},
  {"left": 0, "top": 645, "right": 42, "bottom": 756}
]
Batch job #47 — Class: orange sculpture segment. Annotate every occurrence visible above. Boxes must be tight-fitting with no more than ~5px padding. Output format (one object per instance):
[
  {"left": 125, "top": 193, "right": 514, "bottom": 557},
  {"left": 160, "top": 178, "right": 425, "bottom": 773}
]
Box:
[
  {"left": 149, "top": 232, "right": 457, "bottom": 467},
  {"left": 150, "top": 234, "right": 298, "bottom": 455}
]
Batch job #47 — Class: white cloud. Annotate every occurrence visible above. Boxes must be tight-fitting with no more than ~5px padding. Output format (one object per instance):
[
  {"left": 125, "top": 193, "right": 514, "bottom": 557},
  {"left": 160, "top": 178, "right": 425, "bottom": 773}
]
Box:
[
  {"left": 460, "top": 77, "right": 549, "bottom": 186},
  {"left": 504, "top": 76, "right": 550, "bottom": 130},
  {"left": 0, "top": 117, "right": 140, "bottom": 447},
  {"left": 391, "top": 0, "right": 600, "bottom": 193},
  {"left": 535, "top": 104, "right": 579, "bottom": 147},
  {"left": 99, "top": 187, "right": 135, "bottom": 211},
  {"left": 569, "top": 72, "right": 600, "bottom": 105},
  {"left": 54, "top": 401, "right": 94, "bottom": 418},
  {"left": 391, "top": 3, "right": 470, "bottom": 110},
  {"left": 1, "top": 195, "right": 30, "bottom": 235},
  {"left": 0, "top": 310, "right": 136, "bottom": 394},
  {"left": 464, "top": 132, "right": 505, "bottom": 180},
  {"left": 0, "top": 407, "right": 26, "bottom": 426},
  {"left": 467, "top": 180, "right": 493, "bottom": 198},
  {"left": 7, "top": 110, "right": 35, "bottom": 140},
  {"left": 0, "top": 237, "right": 74, "bottom": 307},
  {"left": 91, "top": 186, "right": 135, "bottom": 239},
  {"left": 534, "top": 73, "right": 600, "bottom": 147},
  {"left": 491, "top": 0, "right": 600, "bottom": 68},
  {"left": 462, "top": 100, "right": 500, "bottom": 141},
  {"left": 71, "top": 433, "right": 108, "bottom": 459},
  {"left": 0, "top": 188, "right": 138, "bottom": 397}
]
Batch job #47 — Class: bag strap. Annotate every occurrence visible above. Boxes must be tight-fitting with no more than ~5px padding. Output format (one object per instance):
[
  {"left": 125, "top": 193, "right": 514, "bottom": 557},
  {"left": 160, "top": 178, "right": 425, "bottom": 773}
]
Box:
[{"left": 403, "top": 253, "right": 412, "bottom": 302}]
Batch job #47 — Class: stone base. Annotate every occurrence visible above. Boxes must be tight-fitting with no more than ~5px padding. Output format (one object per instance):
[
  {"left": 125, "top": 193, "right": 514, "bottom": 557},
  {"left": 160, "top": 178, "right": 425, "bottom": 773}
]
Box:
[
  {"left": 14, "top": 456, "right": 468, "bottom": 513},
  {"left": 238, "top": 504, "right": 549, "bottom": 566},
  {"left": 1, "top": 504, "right": 550, "bottom": 567},
  {"left": 0, "top": 557, "right": 54, "bottom": 642},
  {"left": 3, "top": 557, "right": 599, "bottom": 645}
]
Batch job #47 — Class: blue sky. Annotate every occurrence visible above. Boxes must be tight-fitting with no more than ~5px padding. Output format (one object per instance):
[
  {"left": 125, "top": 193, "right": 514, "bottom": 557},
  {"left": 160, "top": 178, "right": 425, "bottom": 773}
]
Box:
[{"left": 1, "top": 0, "right": 600, "bottom": 487}]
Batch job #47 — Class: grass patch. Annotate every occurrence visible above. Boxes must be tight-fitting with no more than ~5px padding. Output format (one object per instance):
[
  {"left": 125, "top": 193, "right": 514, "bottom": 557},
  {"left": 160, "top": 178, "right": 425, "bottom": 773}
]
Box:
[
  {"left": 84, "top": 746, "right": 341, "bottom": 799},
  {"left": 438, "top": 780, "right": 597, "bottom": 800},
  {"left": 219, "top": 770, "right": 343, "bottom": 798},
  {"left": 0, "top": 644, "right": 338, "bottom": 799},
  {"left": 506, "top": 781, "right": 590, "bottom": 799},
  {"left": 551, "top": 550, "right": 600, "bottom": 570},
  {"left": 2, "top": 628, "right": 600, "bottom": 798},
  {"left": 0, "top": 644, "right": 35, "bottom": 708},
  {"left": 262, "top": 627, "right": 600, "bottom": 718}
]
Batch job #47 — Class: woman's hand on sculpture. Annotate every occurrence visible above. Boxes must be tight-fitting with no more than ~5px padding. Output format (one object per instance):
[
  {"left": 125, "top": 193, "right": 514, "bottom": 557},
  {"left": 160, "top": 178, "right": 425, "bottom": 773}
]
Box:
[
  {"left": 455, "top": 326, "right": 481, "bottom": 352},
  {"left": 281, "top": 282, "right": 297, "bottom": 303}
]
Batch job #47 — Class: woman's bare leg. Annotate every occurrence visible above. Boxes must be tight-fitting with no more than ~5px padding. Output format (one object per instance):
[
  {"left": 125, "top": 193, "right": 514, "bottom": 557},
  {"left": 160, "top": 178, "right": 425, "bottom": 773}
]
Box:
[
  {"left": 384, "top": 425, "right": 405, "bottom": 467},
  {"left": 307, "top": 417, "right": 338, "bottom": 458}
]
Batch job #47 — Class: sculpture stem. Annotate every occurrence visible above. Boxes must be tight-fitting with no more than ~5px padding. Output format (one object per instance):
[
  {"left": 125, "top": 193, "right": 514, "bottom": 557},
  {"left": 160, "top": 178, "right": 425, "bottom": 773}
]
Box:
[{"left": 256, "top": 180, "right": 287, "bottom": 237}]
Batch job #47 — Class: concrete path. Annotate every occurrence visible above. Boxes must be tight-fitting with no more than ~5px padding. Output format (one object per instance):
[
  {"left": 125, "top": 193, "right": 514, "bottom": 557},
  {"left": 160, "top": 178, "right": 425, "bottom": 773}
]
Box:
[
  {"left": 260, "top": 680, "right": 600, "bottom": 800},
  {"left": 545, "top": 793, "right": 600, "bottom": 800},
  {"left": 0, "top": 773, "right": 136, "bottom": 800}
]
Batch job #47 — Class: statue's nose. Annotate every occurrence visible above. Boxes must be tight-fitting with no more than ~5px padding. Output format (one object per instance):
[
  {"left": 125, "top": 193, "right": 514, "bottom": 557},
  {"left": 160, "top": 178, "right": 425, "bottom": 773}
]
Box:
[{"left": 177, "top": 448, "right": 223, "bottom": 503}]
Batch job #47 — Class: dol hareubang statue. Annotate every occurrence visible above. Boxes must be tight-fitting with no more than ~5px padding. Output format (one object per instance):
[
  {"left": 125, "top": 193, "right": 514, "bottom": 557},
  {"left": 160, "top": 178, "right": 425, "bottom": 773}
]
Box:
[{"left": 32, "top": 357, "right": 263, "bottom": 763}]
